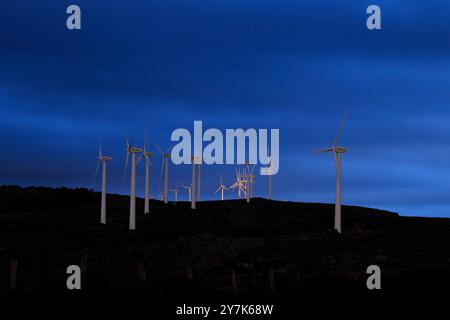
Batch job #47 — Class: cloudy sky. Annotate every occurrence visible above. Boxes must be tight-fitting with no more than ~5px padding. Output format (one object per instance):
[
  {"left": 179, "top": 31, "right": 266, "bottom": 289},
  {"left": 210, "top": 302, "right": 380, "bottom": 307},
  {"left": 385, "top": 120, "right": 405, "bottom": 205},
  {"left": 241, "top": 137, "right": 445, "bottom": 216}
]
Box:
[{"left": 1, "top": 0, "right": 450, "bottom": 217}]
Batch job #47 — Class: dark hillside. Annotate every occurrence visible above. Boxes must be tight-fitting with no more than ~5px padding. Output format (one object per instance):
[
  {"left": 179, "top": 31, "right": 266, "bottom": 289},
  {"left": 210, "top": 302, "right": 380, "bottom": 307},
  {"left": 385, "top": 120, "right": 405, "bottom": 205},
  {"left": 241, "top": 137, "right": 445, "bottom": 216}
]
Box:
[{"left": 0, "top": 186, "right": 449, "bottom": 310}]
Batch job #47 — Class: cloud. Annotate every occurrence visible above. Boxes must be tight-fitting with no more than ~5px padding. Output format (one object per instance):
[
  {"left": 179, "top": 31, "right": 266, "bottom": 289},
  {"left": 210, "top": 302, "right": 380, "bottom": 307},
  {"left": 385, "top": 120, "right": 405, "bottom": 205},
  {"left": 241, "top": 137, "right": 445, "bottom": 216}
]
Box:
[{"left": 1, "top": 0, "right": 450, "bottom": 216}]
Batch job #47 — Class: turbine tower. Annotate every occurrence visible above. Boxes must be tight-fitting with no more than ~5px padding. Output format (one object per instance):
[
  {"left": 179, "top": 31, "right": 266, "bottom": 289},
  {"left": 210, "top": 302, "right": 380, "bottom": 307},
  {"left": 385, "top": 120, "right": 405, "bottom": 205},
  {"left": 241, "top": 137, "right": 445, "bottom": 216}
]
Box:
[
  {"left": 249, "top": 172, "right": 255, "bottom": 197},
  {"left": 267, "top": 161, "right": 274, "bottom": 200},
  {"left": 316, "top": 111, "right": 348, "bottom": 234},
  {"left": 191, "top": 156, "right": 200, "bottom": 210},
  {"left": 156, "top": 144, "right": 174, "bottom": 204},
  {"left": 138, "top": 130, "right": 153, "bottom": 214},
  {"left": 245, "top": 163, "right": 255, "bottom": 203},
  {"left": 157, "top": 186, "right": 164, "bottom": 201},
  {"left": 215, "top": 175, "right": 228, "bottom": 200},
  {"left": 266, "top": 145, "right": 274, "bottom": 200},
  {"left": 124, "top": 137, "right": 142, "bottom": 230},
  {"left": 268, "top": 173, "right": 272, "bottom": 200},
  {"left": 95, "top": 137, "right": 112, "bottom": 225},
  {"left": 197, "top": 161, "right": 202, "bottom": 202},
  {"left": 182, "top": 185, "right": 192, "bottom": 201}
]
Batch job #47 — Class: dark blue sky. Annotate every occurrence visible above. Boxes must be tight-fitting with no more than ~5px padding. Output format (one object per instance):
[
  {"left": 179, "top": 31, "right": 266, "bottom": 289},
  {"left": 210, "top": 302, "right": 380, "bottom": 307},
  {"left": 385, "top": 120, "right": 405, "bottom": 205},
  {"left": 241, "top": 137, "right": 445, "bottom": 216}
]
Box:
[{"left": 1, "top": 0, "right": 450, "bottom": 217}]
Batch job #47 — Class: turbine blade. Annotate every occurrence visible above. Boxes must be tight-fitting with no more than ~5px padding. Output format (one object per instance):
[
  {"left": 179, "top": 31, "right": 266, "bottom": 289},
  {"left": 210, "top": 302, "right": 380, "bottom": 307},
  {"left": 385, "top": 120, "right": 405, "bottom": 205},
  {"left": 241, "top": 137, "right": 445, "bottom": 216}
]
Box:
[
  {"left": 155, "top": 144, "right": 164, "bottom": 155},
  {"left": 99, "top": 135, "right": 102, "bottom": 157},
  {"left": 124, "top": 152, "right": 130, "bottom": 178},
  {"left": 95, "top": 160, "right": 101, "bottom": 178},
  {"left": 160, "top": 158, "right": 164, "bottom": 179},
  {"left": 166, "top": 141, "right": 177, "bottom": 154},
  {"left": 144, "top": 128, "right": 148, "bottom": 152},
  {"left": 333, "top": 110, "right": 348, "bottom": 147},
  {"left": 314, "top": 148, "right": 334, "bottom": 153}
]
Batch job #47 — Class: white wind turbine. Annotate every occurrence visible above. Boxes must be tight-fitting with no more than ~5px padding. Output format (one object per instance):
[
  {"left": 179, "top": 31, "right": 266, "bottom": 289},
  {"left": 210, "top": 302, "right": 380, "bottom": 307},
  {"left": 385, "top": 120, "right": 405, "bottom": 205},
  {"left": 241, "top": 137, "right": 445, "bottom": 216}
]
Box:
[
  {"left": 137, "top": 130, "right": 153, "bottom": 214},
  {"left": 124, "top": 137, "right": 142, "bottom": 230},
  {"left": 316, "top": 111, "right": 348, "bottom": 234},
  {"left": 215, "top": 175, "right": 228, "bottom": 200},
  {"left": 157, "top": 186, "right": 164, "bottom": 201},
  {"left": 229, "top": 169, "right": 246, "bottom": 199},
  {"left": 95, "top": 137, "right": 112, "bottom": 225},
  {"left": 249, "top": 172, "right": 255, "bottom": 198},
  {"left": 156, "top": 144, "right": 174, "bottom": 204},
  {"left": 245, "top": 163, "right": 256, "bottom": 203},
  {"left": 169, "top": 186, "right": 179, "bottom": 202},
  {"left": 182, "top": 184, "right": 192, "bottom": 201}
]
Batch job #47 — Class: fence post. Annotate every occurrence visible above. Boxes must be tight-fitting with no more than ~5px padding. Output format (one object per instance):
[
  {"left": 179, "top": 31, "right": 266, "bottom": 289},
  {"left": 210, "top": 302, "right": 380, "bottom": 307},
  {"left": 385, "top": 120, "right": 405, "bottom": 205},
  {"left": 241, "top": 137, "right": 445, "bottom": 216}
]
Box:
[
  {"left": 269, "top": 268, "right": 275, "bottom": 293},
  {"left": 231, "top": 269, "right": 238, "bottom": 295}
]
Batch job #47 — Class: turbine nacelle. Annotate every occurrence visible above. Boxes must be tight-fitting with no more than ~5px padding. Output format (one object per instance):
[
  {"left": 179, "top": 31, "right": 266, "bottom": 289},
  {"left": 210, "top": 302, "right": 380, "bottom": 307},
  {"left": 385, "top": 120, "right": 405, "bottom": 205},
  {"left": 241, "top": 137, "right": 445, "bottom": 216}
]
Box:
[
  {"left": 125, "top": 135, "right": 142, "bottom": 153},
  {"left": 124, "top": 137, "right": 142, "bottom": 179},
  {"left": 334, "top": 146, "right": 347, "bottom": 153},
  {"left": 317, "top": 146, "right": 347, "bottom": 154},
  {"left": 128, "top": 146, "right": 142, "bottom": 153},
  {"left": 99, "top": 156, "right": 112, "bottom": 161},
  {"left": 156, "top": 144, "right": 175, "bottom": 158}
]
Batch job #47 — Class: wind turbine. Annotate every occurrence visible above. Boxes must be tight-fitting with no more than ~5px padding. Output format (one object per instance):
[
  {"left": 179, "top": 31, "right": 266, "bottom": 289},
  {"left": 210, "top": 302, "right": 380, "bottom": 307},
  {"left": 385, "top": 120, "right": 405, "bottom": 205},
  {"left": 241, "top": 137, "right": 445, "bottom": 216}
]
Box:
[
  {"left": 215, "top": 175, "right": 228, "bottom": 200},
  {"left": 245, "top": 163, "right": 256, "bottom": 203},
  {"left": 124, "top": 137, "right": 142, "bottom": 230},
  {"left": 95, "top": 137, "right": 112, "bottom": 225},
  {"left": 249, "top": 173, "right": 255, "bottom": 197},
  {"left": 157, "top": 186, "right": 164, "bottom": 201},
  {"left": 169, "top": 186, "right": 179, "bottom": 202},
  {"left": 229, "top": 169, "right": 246, "bottom": 199},
  {"left": 182, "top": 184, "right": 192, "bottom": 201},
  {"left": 156, "top": 144, "right": 174, "bottom": 204},
  {"left": 316, "top": 111, "right": 348, "bottom": 234},
  {"left": 138, "top": 130, "right": 153, "bottom": 214}
]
